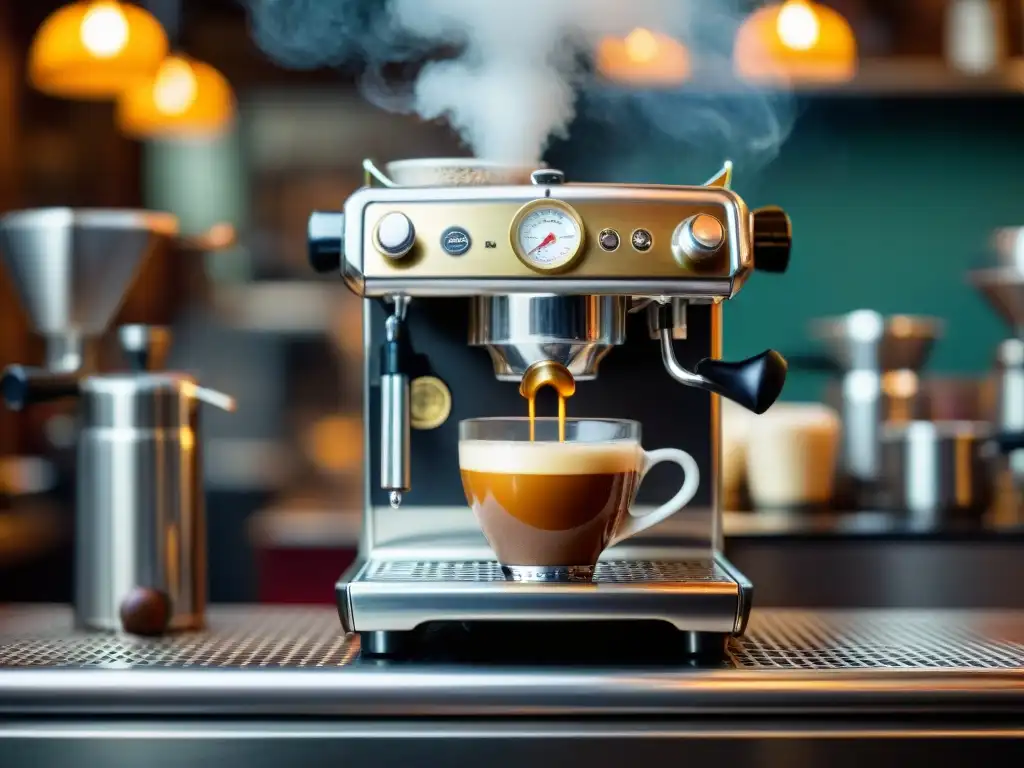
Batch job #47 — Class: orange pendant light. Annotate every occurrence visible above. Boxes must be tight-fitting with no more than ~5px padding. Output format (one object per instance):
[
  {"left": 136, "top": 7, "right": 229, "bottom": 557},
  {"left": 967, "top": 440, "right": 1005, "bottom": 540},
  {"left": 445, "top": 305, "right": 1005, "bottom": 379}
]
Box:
[
  {"left": 596, "top": 28, "right": 690, "bottom": 86},
  {"left": 734, "top": 0, "right": 857, "bottom": 85},
  {"left": 116, "top": 54, "right": 235, "bottom": 139},
  {"left": 29, "top": 0, "right": 169, "bottom": 99}
]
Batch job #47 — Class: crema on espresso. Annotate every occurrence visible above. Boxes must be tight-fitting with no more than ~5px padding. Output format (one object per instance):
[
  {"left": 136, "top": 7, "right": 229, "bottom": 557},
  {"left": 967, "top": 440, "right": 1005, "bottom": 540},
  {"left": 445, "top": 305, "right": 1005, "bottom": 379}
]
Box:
[{"left": 459, "top": 439, "right": 642, "bottom": 566}]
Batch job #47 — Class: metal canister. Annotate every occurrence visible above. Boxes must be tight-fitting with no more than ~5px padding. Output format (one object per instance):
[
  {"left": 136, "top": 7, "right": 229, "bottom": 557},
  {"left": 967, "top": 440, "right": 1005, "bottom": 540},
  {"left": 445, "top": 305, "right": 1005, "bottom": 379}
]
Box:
[
  {"left": 74, "top": 372, "right": 234, "bottom": 632},
  {"left": 878, "top": 421, "right": 995, "bottom": 521}
]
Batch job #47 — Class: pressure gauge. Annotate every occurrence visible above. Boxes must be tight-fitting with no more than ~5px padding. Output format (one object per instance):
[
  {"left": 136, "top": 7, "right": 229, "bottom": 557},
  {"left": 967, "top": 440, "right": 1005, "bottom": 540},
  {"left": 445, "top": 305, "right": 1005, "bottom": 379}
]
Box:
[{"left": 510, "top": 199, "right": 585, "bottom": 273}]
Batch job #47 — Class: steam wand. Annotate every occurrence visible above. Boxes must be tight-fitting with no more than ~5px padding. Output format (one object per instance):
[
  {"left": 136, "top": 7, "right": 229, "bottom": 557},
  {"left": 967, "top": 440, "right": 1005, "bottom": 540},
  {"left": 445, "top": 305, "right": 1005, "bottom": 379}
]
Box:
[
  {"left": 380, "top": 296, "right": 411, "bottom": 508},
  {"left": 653, "top": 302, "right": 787, "bottom": 415}
]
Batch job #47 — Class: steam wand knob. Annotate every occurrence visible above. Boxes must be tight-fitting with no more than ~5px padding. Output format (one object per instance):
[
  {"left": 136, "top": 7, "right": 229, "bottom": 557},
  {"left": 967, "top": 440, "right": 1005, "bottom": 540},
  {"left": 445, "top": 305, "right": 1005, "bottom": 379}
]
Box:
[
  {"left": 655, "top": 304, "right": 787, "bottom": 414},
  {"left": 308, "top": 211, "right": 344, "bottom": 274},
  {"left": 751, "top": 206, "right": 792, "bottom": 274}
]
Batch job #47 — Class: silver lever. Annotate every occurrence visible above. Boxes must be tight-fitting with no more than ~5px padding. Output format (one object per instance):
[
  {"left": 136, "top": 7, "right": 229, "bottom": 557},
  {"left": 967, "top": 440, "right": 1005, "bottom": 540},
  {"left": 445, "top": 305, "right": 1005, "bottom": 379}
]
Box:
[{"left": 380, "top": 297, "right": 411, "bottom": 508}]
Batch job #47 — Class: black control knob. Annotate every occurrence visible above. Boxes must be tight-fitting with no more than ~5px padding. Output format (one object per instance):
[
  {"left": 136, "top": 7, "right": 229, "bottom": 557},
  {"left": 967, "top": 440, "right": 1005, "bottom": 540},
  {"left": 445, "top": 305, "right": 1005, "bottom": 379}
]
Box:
[
  {"left": 694, "top": 350, "right": 788, "bottom": 415},
  {"left": 751, "top": 206, "right": 791, "bottom": 274},
  {"left": 308, "top": 211, "right": 344, "bottom": 274}
]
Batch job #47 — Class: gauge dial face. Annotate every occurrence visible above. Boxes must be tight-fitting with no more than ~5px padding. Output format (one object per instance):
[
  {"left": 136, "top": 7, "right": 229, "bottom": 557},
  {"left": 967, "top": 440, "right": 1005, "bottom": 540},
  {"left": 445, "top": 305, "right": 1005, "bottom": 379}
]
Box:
[{"left": 512, "top": 203, "right": 584, "bottom": 272}]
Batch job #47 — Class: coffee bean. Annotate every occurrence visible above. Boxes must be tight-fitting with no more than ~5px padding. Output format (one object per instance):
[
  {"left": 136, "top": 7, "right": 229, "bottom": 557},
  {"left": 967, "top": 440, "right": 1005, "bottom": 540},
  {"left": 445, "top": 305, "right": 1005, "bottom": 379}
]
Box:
[{"left": 119, "top": 587, "right": 171, "bottom": 636}]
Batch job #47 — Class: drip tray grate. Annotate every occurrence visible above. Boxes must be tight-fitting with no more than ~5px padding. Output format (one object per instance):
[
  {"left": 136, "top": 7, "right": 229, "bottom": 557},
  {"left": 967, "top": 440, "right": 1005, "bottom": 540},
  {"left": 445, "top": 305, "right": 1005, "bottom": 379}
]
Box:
[
  {"left": 365, "top": 560, "right": 728, "bottom": 583},
  {"left": 0, "top": 607, "right": 357, "bottom": 668},
  {"left": 729, "top": 610, "right": 1024, "bottom": 669},
  {"left": 0, "top": 607, "right": 1023, "bottom": 669}
]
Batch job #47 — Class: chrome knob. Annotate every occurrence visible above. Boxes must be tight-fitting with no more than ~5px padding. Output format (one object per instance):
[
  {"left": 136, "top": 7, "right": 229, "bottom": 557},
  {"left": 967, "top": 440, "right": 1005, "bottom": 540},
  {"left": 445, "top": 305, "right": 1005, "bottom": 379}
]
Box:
[
  {"left": 375, "top": 212, "right": 416, "bottom": 258},
  {"left": 672, "top": 213, "right": 724, "bottom": 265}
]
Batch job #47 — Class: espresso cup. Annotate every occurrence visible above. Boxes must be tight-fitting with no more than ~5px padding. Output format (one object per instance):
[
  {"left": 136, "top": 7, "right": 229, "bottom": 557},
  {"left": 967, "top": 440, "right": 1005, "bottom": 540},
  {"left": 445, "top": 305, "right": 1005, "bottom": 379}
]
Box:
[{"left": 458, "top": 417, "right": 700, "bottom": 582}]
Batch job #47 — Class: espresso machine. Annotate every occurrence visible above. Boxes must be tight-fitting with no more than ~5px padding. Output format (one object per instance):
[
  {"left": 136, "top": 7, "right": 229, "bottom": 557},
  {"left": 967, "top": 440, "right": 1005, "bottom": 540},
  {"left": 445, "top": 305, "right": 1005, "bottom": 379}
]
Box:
[{"left": 308, "top": 159, "right": 791, "bottom": 658}]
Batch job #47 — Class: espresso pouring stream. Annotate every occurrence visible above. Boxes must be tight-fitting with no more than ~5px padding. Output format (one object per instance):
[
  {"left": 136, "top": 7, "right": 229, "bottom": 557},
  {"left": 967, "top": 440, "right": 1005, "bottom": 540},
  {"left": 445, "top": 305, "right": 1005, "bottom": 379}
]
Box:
[{"left": 519, "top": 361, "right": 577, "bottom": 441}]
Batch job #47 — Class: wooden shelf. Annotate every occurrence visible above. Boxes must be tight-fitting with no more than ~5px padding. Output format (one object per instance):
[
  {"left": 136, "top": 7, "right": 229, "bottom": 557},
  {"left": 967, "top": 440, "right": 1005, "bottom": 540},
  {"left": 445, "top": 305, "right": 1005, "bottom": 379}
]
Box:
[
  {"left": 793, "top": 57, "right": 1024, "bottom": 96},
  {"left": 606, "top": 58, "right": 1024, "bottom": 97}
]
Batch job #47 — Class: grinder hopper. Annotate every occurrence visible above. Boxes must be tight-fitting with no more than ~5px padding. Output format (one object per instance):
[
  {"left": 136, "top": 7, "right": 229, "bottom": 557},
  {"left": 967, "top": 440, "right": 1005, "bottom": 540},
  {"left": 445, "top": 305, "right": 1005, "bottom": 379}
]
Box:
[
  {"left": 969, "top": 268, "right": 1024, "bottom": 334},
  {"left": 0, "top": 208, "right": 178, "bottom": 371}
]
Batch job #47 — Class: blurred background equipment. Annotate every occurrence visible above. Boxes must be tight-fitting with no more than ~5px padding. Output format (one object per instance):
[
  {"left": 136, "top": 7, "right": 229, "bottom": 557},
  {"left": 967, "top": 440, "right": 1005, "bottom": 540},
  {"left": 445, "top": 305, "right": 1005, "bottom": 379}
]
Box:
[{"left": 806, "top": 310, "right": 943, "bottom": 508}]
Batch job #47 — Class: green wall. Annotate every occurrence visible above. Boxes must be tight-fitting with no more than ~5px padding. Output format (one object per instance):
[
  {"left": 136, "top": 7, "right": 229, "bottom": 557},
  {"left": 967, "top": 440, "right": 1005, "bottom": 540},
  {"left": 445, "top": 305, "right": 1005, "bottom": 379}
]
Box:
[{"left": 554, "top": 98, "right": 1024, "bottom": 401}]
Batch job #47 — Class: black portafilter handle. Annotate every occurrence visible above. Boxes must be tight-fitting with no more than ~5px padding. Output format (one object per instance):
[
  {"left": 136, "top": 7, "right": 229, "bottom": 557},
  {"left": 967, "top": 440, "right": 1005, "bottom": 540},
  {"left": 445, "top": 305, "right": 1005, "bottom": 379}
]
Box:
[
  {"left": 1, "top": 365, "right": 81, "bottom": 412},
  {"left": 308, "top": 211, "right": 344, "bottom": 274},
  {"left": 694, "top": 351, "right": 789, "bottom": 415}
]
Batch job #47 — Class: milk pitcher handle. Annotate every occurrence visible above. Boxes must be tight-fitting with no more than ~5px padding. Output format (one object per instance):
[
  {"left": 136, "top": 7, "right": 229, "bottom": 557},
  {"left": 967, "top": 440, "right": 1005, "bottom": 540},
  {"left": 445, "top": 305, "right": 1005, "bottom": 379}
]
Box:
[
  {"left": 608, "top": 448, "right": 700, "bottom": 546},
  {"left": 193, "top": 386, "right": 237, "bottom": 412}
]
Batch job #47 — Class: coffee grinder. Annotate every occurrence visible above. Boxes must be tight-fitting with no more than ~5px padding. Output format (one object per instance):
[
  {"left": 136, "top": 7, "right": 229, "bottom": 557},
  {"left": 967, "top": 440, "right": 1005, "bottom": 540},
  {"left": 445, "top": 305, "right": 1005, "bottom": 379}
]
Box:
[
  {"left": 0, "top": 209, "right": 233, "bottom": 635},
  {"left": 309, "top": 159, "right": 792, "bottom": 659}
]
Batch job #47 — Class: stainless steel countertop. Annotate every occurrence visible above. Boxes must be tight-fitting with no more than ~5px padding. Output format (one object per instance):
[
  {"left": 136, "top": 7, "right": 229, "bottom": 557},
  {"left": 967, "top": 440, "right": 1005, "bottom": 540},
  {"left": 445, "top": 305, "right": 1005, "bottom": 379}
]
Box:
[{"left": 1, "top": 606, "right": 1024, "bottom": 717}]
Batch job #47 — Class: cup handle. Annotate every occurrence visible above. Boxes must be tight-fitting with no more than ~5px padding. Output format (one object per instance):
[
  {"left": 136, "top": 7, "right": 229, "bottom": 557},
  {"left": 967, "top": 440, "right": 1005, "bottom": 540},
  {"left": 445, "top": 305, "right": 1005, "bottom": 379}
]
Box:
[{"left": 608, "top": 448, "right": 700, "bottom": 547}]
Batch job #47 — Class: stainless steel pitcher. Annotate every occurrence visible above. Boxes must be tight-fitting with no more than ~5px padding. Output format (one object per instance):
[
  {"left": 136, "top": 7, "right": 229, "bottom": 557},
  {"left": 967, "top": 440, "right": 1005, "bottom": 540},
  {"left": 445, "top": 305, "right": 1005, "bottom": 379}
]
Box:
[{"left": 1, "top": 325, "right": 234, "bottom": 634}]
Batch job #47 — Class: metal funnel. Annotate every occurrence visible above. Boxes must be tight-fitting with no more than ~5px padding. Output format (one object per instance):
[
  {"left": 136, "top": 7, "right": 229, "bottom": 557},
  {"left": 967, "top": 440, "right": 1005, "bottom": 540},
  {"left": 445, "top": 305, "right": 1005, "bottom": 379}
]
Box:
[
  {"left": 469, "top": 295, "right": 626, "bottom": 381},
  {"left": 811, "top": 310, "right": 943, "bottom": 371},
  {"left": 0, "top": 208, "right": 178, "bottom": 370},
  {"left": 969, "top": 268, "right": 1024, "bottom": 333}
]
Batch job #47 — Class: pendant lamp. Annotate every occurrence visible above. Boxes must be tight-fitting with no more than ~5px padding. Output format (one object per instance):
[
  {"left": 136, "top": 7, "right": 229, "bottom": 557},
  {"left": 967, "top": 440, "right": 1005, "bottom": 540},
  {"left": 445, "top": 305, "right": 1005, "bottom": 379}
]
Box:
[
  {"left": 29, "top": 1, "right": 169, "bottom": 99},
  {"left": 734, "top": 0, "right": 857, "bottom": 85},
  {"left": 597, "top": 28, "right": 690, "bottom": 86},
  {"left": 116, "top": 53, "right": 235, "bottom": 139}
]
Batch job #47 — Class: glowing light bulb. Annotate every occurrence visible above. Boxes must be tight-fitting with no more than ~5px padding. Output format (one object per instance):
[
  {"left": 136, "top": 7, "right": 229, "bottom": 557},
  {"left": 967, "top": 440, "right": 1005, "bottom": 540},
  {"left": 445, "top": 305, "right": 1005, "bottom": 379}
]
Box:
[
  {"left": 79, "top": 1, "right": 129, "bottom": 59},
  {"left": 624, "top": 28, "right": 659, "bottom": 63},
  {"left": 777, "top": 0, "right": 820, "bottom": 51},
  {"left": 153, "top": 58, "right": 198, "bottom": 116}
]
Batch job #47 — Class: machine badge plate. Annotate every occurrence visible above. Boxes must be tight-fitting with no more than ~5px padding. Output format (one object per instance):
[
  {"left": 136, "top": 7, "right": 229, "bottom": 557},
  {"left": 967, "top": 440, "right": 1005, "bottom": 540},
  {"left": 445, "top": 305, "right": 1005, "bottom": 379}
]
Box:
[{"left": 440, "top": 227, "right": 472, "bottom": 256}]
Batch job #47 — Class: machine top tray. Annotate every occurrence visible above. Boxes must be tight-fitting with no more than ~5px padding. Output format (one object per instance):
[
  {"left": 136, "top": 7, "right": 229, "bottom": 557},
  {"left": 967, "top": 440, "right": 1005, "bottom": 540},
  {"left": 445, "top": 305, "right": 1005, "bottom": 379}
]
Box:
[{"left": 1, "top": 606, "right": 1024, "bottom": 717}]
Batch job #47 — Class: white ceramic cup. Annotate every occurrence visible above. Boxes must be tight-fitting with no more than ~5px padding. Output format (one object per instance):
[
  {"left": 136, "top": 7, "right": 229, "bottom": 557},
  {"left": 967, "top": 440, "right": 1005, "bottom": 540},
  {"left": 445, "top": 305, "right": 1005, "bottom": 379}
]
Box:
[
  {"left": 384, "top": 158, "right": 541, "bottom": 187},
  {"left": 744, "top": 403, "right": 841, "bottom": 508}
]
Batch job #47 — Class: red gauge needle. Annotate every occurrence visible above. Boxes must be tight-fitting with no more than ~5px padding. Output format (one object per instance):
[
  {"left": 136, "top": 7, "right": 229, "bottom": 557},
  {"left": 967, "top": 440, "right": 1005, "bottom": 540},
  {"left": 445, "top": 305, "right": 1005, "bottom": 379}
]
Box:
[{"left": 527, "top": 232, "right": 557, "bottom": 255}]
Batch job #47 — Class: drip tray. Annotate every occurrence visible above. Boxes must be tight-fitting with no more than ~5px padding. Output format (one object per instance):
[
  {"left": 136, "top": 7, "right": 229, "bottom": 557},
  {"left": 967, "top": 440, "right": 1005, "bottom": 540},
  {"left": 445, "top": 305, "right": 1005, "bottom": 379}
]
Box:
[
  {"left": 1, "top": 607, "right": 1024, "bottom": 669},
  {"left": 340, "top": 557, "right": 749, "bottom": 635}
]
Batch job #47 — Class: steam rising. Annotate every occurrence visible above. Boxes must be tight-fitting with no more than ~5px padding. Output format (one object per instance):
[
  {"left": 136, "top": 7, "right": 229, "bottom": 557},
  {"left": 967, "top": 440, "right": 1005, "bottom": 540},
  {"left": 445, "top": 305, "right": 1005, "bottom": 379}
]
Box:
[{"left": 246, "top": 0, "right": 796, "bottom": 169}]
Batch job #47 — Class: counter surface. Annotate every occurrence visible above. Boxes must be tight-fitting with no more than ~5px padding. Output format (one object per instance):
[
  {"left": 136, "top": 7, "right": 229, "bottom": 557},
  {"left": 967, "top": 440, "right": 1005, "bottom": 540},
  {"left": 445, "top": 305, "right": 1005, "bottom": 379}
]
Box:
[{"left": 1, "top": 606, "right": 1024, "bottom": 717}]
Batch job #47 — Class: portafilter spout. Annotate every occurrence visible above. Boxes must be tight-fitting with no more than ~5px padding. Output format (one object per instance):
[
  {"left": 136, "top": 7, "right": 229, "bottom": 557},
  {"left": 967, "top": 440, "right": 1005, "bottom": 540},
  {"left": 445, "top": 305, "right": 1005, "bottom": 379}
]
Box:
[{"left": 469, "top": 295, "right": 627, "bottom": 381}]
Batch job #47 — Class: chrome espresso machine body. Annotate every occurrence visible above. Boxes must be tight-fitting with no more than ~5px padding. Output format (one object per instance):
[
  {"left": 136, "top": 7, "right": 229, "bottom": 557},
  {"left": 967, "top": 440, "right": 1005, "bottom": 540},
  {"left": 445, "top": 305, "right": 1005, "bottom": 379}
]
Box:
[{"left": 308, "top": 161, "right": 792, "bottom": 658}]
